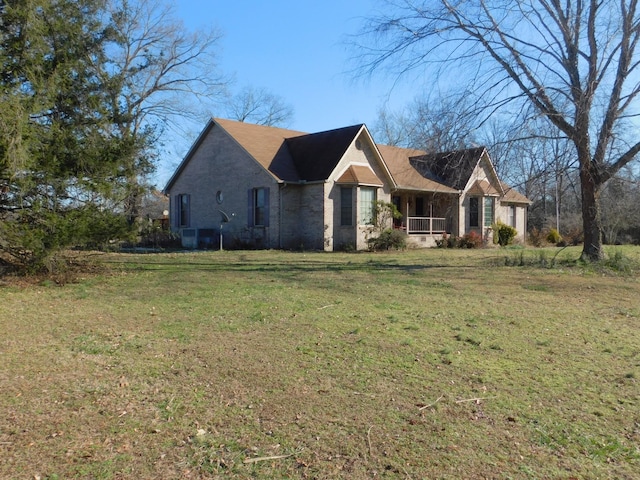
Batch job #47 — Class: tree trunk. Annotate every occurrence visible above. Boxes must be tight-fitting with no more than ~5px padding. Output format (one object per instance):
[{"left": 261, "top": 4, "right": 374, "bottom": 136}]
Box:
[{"left": 580, "top": 166, "right": 604, "bottom": 261}]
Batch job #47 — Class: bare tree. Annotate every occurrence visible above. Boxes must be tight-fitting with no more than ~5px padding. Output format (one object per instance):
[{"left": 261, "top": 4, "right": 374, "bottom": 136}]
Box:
[
  {"left": 104, "top": 0, "right": 228, "bottom": 221},
  {"left": 225, "top": 86, "right": 294, "bottom": 127},
  {"left": 410, "top": 94, "right": 478, "bottom": 152},
  {"left": 107, "top": 0, "right": 227, "bottom": 136},
  {"left": 372, "top": 93, "right": 478, "bottom": 150},
  {"left": 482, "top": 114, "right": 578, "bottom": 231},
  {"left": 357, "top": 0, "right": 640, "bottom": 260},
  {"left": 600, "top": 167, "right": 640, "bottom": 243},
  {"left": 370, "top": 107, "right": 414, "bottom": 147}
]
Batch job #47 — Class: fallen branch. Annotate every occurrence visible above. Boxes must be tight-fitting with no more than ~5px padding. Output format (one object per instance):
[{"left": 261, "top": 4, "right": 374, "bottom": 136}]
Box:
[
  {"left": 418, "top": 395, "right": 444, "bottom": 410},
  {"left": 455, "top": 396, "right": 494, "bottom": 404},
  {"left": 367, "top": 426, "right": 374, "bottom": 457},
  {"left": 243, "top": 453, "right": 294, "bottom": 464},
  {"left": 318, "top": 304, "right": 335, "bottom": 309}
]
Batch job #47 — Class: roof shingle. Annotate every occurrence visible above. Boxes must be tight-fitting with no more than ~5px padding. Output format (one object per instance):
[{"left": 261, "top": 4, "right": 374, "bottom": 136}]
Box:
[
  {"left": 168, "top": 119, "right": 530, "bottom": 205},
  {"left": 286, "top": 125, "right": 364, "bottom": 182}
]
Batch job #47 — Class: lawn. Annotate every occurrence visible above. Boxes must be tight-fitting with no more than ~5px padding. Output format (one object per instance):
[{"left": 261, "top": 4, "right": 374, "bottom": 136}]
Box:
[{"left": 1, "top": 247, "right": 639, "bottom": 479}]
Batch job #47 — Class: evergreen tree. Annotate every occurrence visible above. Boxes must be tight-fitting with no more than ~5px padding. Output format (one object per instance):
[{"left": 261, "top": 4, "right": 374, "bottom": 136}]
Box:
[
  {"left": 0, "top": 0, "right": 140, "bottom": 270},
  {"left": 0, "top": 0, "right": 226, "bottom": 271}
]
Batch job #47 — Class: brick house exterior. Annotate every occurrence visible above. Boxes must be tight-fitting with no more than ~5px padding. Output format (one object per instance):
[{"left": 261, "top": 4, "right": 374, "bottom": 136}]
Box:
[{"left": 164, "top": 118, "right": 530, "bottom": 250}]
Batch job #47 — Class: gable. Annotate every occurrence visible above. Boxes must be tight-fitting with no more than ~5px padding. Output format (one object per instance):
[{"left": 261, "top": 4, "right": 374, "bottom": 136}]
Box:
[
  {"left": 335, "top": 165, "right": 384, "bottom": 186},
  {"left": 411, "top": 147, "right": 487, "bottom": 190},
  {"left": 209, "top": 119, "right": 367, "bottom": 184},
  {"left": 467, "top": 179, "right": 500, "bottom": 196},
  {"left": 286, "top": 125, "right": 364, "bottom": 182},
  {"left": 460, "top": 151, "right": 505, "bottom": 197}
]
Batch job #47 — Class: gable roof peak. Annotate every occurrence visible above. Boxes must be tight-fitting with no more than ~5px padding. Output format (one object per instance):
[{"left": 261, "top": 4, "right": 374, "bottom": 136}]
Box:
[
  {"left": 211, "top": 118, "right": 370, "bottom": 183},
  {"left": 285, "top": 124, "right": 365, "bottom": 181},
  {"left": 408, "top": 146, "right": 492, "bottom": 191}
]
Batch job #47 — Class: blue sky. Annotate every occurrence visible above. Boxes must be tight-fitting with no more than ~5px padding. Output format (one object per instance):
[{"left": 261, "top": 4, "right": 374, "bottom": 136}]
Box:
[{"left": 155, "top": 0, "right": 419, "bottom": 187}]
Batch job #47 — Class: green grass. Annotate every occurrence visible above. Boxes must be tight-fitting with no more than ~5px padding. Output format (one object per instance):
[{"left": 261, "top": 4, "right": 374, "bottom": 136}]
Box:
[{"left": 1, "top": 246, "right": 639, "bottom": 479}]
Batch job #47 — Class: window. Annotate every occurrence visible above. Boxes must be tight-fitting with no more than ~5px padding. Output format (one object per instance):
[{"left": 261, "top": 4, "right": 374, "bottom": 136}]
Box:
[
  {"left": 509, "top": 205, "right": 517, "bottom": 227},
  {"left": 469, "top": 197, "right": 479, "bottom": 227},
  {"left": 175, "top": 194, "right": 190, "bottom": 227},
  {"left": 248, "top": 187, "right": 269, "bottom": 227},
  {"left": 340, "top": 187, "right": 353, "bottom": 226},
  {"left": 484, "top": 197, "right": 494, "bottom": 227},
  {"left": 359, "top": 187, "right": 376, "bottom": 225},
  {"left": 415, "top": 197, "right": 424, "bottom": 217}
]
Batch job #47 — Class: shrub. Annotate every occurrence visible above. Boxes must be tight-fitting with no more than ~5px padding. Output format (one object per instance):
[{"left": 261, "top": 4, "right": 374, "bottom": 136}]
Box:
[
  {"left": 563, "top": 226, "right": 584, "bottom": 246},
  {"left": 528, "top": 227, "right": 545, "bottom": 247},
  {"left": 435, "top": 233, "right": 458, "bottom": 248},
  {"left": 458, "top": 231, "right": 484, "bottom": 248},
  {"left": 546, "top": 228, "right": 562, "bottom": 244},
  {"left": 493, "top": 221, "right": 518, "bottom": 246},
  {"left": 435, "top": 231, "right": 483, "bottom": 248},
  {"left": 604, "top": 249, "right": 636, "bottom": 274},
  {"left": 368, "top": 228, "right": 407, "bottom": 251}
]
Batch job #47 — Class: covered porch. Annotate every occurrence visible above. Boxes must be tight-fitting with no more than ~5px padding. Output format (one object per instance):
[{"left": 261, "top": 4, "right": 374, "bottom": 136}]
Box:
[{"left": 391, "top": 191, "right": 459, "bottom": 240}]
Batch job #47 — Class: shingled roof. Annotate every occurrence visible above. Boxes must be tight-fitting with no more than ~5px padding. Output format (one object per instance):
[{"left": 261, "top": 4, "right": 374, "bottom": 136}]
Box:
[
  {"left": 376, "top": 144, "right": 458, "bottom": 193},
  {"left": 213, "top": 119, "right": 365, "bottom": 183},
  {"left": 166, "top": 119, "right": 529, "bottom": 204},
  {"left": 214, "top": 118, "right": 306, "bottom": 182},
  {"left": 286, "top": 125, "right": 364, "bottom": 182},
  {"left": 411, "top": 146, "right": 488, "bottom": 190},
  {"left": 500, "top": 182, "right": 532, "bottom": 204}
]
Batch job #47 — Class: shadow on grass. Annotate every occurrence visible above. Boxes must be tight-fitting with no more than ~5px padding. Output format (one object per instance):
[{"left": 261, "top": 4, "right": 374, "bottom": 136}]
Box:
[{"left": 102, "top": 252, "right": 474, "bottom": 275}]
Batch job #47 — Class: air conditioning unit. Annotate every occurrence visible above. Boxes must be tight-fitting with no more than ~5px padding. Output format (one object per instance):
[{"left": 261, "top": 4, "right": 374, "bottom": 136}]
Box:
[{"left": 198, "top": 229, "right": 216, "bottom": 249}]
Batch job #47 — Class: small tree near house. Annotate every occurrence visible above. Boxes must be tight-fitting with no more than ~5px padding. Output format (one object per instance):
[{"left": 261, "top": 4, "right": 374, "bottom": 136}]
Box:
[
  {"left": 492, "top": 221, "right": 518, "bottom": 247},
  {"left": 367, "top": 201, "right": 407, "bottom": 251}
]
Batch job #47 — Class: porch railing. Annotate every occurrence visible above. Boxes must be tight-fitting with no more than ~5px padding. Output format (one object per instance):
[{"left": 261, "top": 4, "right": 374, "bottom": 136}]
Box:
[{"left": 405, "top": 216, "right": 447, "bottom": 235}]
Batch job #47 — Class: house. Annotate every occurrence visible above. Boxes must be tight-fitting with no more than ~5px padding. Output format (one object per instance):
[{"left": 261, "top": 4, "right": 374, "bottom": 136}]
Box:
[{"left": 163, "top": 118, "right": 530, "bottom": 250}]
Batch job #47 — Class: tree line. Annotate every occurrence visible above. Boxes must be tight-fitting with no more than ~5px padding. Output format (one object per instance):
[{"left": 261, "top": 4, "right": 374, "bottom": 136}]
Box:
[
  {"left": 2, "top": 0, "right": 639, "bottom": 272},
  {"left": 0, "top": 0, "right": 293, "bottom": 273},
  {"left": 356, "top": 0, "right": 640, "bottom": 260}
]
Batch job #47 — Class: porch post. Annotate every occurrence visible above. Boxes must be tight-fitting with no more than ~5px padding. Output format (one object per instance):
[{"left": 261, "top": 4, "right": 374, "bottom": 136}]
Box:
[
  {"left": 406, "top": 199, "right": 410, "bottom": 234},
  {"left": 429, "top": 203, "right": 433, "bottom": 234}
]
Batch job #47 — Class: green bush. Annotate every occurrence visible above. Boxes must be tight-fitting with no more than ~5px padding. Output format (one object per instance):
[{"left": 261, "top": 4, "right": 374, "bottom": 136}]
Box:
[
  {"left": 493, "top": 221, "right": 518, "bottom": 246},
  {"left": 546, "top": 228, "right": 562, "bottom": 244},
  {"left": 603, "top": 249, "right": 636, "bottom": 274},
  {"left": 0, "top": 205, "right": 135, "bottom": 273},
  {"left": 368, "top": 228, "right": 407, "bottom": 251}
]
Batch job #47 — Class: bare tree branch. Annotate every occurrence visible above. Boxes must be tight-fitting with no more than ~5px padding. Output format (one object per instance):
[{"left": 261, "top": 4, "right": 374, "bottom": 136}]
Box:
[
  {"left": 354, "top": 0, "right": 640, "bottom": 260},
  {"left": 224, "top": 86, "right": 294, "bottom": 127}
]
